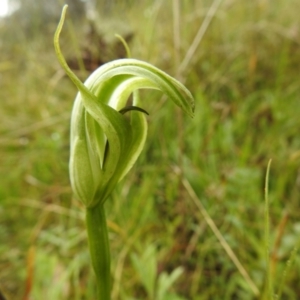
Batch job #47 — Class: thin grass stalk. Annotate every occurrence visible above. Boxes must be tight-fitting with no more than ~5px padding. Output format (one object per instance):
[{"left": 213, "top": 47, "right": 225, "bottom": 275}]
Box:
[
  {"left": 264, "top": 159, "right": 273, "bottom": 300},
  {"left": 276, "top": 243, "right": 299, "bottom": 300},
  {"left": 178, "top": 0, "right": 224, "bottom": 74},
  {"left": 172, "top": 0, "right": 181, "bottom": 70},
  {"left": 177, "top": 167, "right": 260, "bottom": 296},
  {"left": 172, "top": 0, "right": 185, "bottom": 198}
]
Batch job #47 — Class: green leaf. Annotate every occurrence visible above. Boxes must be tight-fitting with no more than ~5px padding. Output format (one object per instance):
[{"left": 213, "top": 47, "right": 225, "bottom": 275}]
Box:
[
  {"left": 157, "top": 267, "right": 184, "bottom": 300},
  {"left": 131, "top": 244, "right": 157, "bottom": 299}
]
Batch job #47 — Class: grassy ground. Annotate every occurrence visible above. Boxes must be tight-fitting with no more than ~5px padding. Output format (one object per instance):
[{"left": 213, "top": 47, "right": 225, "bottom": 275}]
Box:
[{"left": 1, "top": 0, "right": 300, "bottom": 299}]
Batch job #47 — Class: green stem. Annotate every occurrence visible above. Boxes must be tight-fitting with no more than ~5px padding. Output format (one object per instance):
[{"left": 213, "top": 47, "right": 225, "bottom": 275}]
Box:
[{"left": 86, "top": 202, "right": 111, "bottom": 300}]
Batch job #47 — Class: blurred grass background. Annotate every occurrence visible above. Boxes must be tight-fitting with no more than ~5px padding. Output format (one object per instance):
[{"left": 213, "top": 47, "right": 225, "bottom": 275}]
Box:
[{"left": 0, "top": 0, "right": 300, "bottom": 299}]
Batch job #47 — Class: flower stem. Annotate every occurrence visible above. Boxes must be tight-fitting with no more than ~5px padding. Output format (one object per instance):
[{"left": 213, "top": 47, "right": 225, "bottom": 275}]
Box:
[{"left": 86, "top": 201, "right": 111, "bottom": 299}]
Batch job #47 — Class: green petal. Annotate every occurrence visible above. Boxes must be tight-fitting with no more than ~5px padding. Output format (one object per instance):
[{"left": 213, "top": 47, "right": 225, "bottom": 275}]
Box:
[{"left": 85, "top": 59, "right": 195, "bottom": 117}]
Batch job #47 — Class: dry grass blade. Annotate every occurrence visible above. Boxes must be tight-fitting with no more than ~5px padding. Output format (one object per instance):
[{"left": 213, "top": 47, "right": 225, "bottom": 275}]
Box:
[
  {"left": 177, "top": 170, "right": 260, "bottom": 296},
  {"left": 172, "top": 0, "right": 181, "bottom": 69},
  {"left": 178, "top": 0, "right": 224, "bottom": 74}
]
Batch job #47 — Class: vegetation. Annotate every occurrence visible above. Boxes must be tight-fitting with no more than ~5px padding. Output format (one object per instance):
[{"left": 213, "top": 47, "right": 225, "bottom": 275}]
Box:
[{"left": 0, "top": 0, "right": 300, "bottom": 299}]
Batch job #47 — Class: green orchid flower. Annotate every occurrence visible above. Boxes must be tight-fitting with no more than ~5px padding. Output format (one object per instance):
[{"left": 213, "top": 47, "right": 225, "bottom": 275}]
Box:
[
  {"left": 69, "top": 58, "right": 194, "bottom": 208},
  {"left": 54, "top": 5, "right": 194, "bottom": 299}
]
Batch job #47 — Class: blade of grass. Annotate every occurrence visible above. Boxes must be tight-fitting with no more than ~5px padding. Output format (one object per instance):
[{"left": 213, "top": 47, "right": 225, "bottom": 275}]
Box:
[
  {"left": 175, "top": 167, "right": 260, "bottom": 297},
  {"left": 172, "top": 0, "right": 181, "bottom": 69},
  {"left": 276, "top": 242, "right": 299, "bottom": 300},
  {"left": 178, "top": 0, "right": 224, "bottom": 74},
  {"left": 264, "top": 159, "right": 273, "bottom": 300}
]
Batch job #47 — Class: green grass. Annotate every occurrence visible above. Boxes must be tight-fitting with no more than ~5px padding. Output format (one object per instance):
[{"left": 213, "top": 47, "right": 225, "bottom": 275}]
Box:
[{"left": 1, "top": 0, "right": 300, "bottom": 299}]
